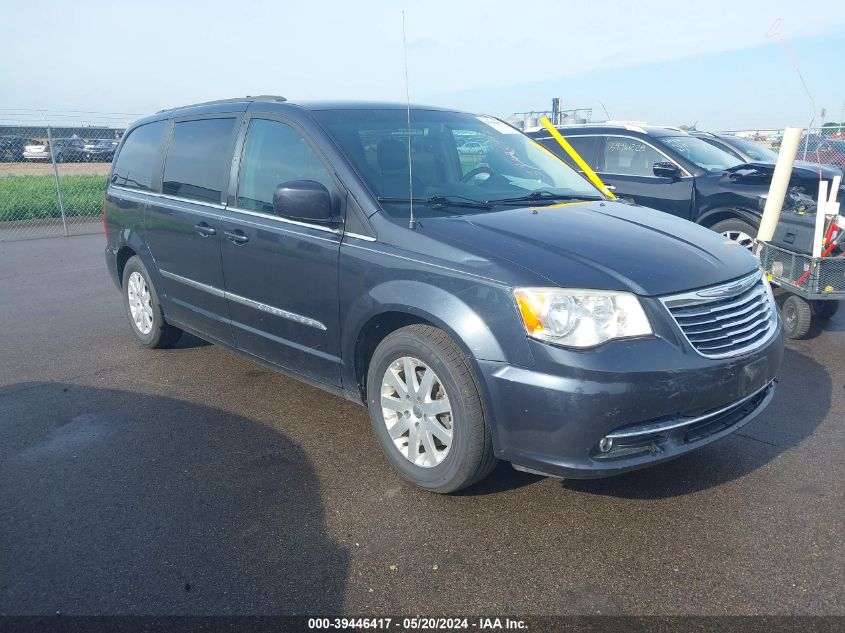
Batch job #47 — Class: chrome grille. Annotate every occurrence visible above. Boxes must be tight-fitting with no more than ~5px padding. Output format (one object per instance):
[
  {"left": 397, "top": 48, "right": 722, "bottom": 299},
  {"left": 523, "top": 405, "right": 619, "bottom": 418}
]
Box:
[{"left": 661, "top": 272, "right": 778, "bottom": 359}]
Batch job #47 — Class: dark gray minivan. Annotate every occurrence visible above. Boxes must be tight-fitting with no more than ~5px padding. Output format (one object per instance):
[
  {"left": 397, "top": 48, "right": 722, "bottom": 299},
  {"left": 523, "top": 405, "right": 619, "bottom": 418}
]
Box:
[{"left": 104, "top": 96, "right": 783, "bottom": 493}]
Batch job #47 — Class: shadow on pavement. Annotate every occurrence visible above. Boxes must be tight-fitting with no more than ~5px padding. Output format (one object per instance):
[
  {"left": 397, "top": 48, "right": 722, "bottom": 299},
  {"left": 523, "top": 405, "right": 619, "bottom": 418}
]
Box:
[
  {"left": 171, "top": 332, "right": 212, "bottom": 349},
  {"left": 562, "top": 347, "right": 830, "bottom": 499},
  {"left": 454, "top": 461, "right": 542, "bottom": 496},
  {"left": 0, "top": 382, "right": 347, "bottom": 614}
]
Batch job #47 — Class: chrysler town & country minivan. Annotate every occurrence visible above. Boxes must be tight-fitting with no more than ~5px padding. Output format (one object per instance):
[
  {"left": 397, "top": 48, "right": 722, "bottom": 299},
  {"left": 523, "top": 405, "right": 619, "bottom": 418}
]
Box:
[{"left": 104, "top": 97, "right": 783, "bottom": 493}]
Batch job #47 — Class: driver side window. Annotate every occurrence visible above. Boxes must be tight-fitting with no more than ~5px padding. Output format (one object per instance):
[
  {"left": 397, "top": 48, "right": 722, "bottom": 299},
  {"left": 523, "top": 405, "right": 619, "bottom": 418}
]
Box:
[
  {"left": 237, "top": 119, "right": 333, "bottom": 213},
  {"left": 603, "top": 138, "right": 665, "bottom": 177}
]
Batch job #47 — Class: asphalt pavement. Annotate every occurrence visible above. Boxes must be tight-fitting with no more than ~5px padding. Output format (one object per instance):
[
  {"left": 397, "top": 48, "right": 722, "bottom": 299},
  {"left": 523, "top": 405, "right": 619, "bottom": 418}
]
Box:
[{"left": 1, "top": 233, "right": 843, "bottom": 616}]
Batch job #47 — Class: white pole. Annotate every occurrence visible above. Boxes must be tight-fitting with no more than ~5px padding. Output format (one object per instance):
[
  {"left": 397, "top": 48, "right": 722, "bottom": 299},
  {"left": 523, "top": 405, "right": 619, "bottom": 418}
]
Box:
[
  {"left": 757, "top": 127, "right": 803, "bottom": 242},
  {"left": 812, "top": 181, "right": 828, "bottom": 258}
]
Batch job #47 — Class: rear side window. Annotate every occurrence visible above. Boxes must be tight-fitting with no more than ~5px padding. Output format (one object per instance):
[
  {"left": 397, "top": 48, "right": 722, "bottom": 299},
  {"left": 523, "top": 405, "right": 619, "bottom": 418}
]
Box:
[
  {"left": 540, "top": 135, "right": 601, "bottom": 172},
  {"left": 162, "top": 118, "right": 237, "bottom": 203},
  {"left": 112, "top": 120, "right": 167, "bottom": 191},
  {"left": 236, "top": 118, "right": 333, "bottom": 213}
]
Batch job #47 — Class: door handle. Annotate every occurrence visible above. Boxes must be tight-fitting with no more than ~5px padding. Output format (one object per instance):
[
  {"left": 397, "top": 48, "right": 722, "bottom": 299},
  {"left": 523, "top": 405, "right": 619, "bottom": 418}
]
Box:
[
  {"left": 195, "top": 222, "right": 216, "bottom": 237},
  {"left": 224, "top": 229, "right": 249, "bottom": 245},
  {"left": 605, "top": 184, "right": 616, "bottom": 191}
]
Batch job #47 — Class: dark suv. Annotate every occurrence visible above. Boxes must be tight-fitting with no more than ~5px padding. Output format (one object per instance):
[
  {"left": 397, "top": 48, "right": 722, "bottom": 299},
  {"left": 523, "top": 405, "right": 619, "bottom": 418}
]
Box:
[
  {"left": 104, "top": 97, "right": 783, "bottom": 493},
  {"left": 528, "top": 124, "right": 839, "bottom": 248}
]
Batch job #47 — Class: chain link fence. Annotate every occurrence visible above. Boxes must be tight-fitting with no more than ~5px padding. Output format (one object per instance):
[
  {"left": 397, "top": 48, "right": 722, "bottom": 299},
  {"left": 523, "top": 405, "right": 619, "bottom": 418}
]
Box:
[{"left": 0, "top": 110, "right": 139, "bottom": 241}]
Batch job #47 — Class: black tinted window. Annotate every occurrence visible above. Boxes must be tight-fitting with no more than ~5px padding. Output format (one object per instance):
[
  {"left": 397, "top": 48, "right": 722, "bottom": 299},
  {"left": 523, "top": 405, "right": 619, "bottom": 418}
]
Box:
[
  {"left": 112, "top": 120, "right": 167, "bottom": 191},
  {"left": 237, "top": 119, "right": 333, "bottom": 213},
  {"left": 162, "top": 118, "right": 236, "bottom": 203},
  {"left": 540, "top": 135, "right": 599, "bottom": 171}
]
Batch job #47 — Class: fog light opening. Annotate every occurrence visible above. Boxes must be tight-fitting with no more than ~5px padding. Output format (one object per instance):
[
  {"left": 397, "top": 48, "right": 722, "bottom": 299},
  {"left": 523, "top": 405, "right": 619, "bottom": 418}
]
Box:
[{"left": 599, "top": 437, "right": 613, "bottom": 453}]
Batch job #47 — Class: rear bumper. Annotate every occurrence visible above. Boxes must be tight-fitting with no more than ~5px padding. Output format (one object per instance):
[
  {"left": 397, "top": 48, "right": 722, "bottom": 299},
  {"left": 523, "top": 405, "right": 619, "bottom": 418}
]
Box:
[{"left": 478, "top": 329, "right": 783, "bottom": 479}]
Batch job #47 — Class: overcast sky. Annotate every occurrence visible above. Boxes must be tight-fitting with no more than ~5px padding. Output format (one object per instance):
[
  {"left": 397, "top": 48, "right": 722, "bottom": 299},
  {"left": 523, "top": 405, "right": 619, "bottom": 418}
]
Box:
[{"left": 2, "top": 0, "right": 844, "bottom": 130}]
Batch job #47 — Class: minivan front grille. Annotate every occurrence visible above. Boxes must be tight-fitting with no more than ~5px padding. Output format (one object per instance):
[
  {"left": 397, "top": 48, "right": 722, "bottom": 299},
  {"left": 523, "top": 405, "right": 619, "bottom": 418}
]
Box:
[{"left": 661, "top": 272, "right": 777, "bottom": 359}]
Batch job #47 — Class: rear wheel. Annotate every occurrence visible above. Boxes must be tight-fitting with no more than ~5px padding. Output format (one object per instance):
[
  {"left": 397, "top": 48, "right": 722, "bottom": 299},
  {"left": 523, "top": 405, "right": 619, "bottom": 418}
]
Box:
[
  {"left": 782, "top": 295, "right": 812, "bottom": 339},
  {"left": 121, "top": 256, "right": 182, "bottom": 348},
  {"left": 711, "top": 217, "right": 757, "bottom": 250},
  {"left": 366, "top": 324, "right": 497, "bottom": 493}
]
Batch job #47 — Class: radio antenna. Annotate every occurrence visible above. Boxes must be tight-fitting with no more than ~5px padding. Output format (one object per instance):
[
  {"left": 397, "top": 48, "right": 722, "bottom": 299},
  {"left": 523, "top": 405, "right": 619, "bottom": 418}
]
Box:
[{"left": 402, "top": 11, "right": 416, "bottom": 229}]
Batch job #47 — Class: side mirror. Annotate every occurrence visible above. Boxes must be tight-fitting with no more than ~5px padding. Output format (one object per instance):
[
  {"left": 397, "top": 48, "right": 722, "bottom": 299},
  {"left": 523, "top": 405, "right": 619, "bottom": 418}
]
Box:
[
  {"left": 653, "top": 161, "right": 681, "bottom": 179},
  {"left": 272, "top": 180, "right": 335, "bottom": 224}
]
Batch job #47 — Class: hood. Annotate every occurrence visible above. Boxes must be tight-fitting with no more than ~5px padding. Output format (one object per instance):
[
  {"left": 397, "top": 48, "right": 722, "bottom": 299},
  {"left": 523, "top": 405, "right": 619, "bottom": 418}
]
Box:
[
  {"left": 417, "top": 200, "right": 758, "bottom": 296},
  {"left": 725, "top": 161, "right": 844, "bottom": 185}
]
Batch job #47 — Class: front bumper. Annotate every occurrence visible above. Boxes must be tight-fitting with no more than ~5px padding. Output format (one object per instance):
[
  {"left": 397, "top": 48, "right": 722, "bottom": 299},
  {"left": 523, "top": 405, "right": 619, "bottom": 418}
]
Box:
[{"left": 478, "top": 327, "right": 783, "bottom": 479}]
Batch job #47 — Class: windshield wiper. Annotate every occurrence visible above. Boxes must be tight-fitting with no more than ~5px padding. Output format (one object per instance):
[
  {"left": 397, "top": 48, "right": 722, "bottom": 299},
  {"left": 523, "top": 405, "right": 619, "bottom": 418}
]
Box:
[
  {"left": 377, "top": 195, "right": 492, "bottom": 210},
  {"left": 486, "top": 191, "right": 604, "bottom": 205}
]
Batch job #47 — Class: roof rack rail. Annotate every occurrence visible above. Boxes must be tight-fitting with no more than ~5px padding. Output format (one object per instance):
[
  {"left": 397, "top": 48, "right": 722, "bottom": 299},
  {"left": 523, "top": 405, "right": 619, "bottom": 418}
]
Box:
[
  {"left": 157, "top": 95, "right": 287, "bottom": 113},
  {"left": 524, "top": 122, "right": 649, "bottom": 134}
]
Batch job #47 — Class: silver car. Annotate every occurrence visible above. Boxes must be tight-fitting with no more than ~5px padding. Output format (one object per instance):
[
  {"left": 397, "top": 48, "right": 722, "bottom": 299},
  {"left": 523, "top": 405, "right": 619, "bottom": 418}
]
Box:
[{"left": 23, "top": 138, "right": 85, "bottom": 162}]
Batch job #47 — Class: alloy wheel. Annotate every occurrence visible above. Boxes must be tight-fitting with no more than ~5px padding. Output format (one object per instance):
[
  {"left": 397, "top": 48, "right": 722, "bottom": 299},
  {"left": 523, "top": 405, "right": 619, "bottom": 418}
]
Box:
[
  {"left": 380, "top": 357, "right": 453, "bottom": 468},
  {"left": 127, "top": 271, "right": 154, "bottom": 335},
  {"left": 721, "top": 229, "right": 755, "bottom": 250}
]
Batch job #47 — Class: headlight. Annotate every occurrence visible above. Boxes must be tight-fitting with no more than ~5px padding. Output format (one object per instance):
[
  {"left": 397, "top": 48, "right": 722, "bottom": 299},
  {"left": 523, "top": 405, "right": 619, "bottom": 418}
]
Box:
[{"left": 513, "top": 287, "right": 652, "bottom": 348}]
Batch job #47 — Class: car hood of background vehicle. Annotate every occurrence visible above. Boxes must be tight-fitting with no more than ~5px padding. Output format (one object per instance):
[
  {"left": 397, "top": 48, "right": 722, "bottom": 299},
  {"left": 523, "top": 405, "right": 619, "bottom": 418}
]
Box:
[
  {"left": 417, "top": 200, "right": 757, "bottom": 296},
  {"left": 725, "top": 161, "right": 843, "bottom": 184}
]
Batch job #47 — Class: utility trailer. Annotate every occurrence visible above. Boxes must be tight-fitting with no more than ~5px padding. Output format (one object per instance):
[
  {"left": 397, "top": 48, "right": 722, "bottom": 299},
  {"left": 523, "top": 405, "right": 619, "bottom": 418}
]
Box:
[{"left": 757, "top": 242, "right": 843, "bottom": 338}]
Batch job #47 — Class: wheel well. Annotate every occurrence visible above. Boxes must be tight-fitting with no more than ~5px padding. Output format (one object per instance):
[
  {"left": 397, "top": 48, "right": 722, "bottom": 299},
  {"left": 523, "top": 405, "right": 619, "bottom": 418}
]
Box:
[
  {"left": 699, "top": 208, "right": 759, "bottom": 229},
  {"left": 115, "top": 246, "right": 136, "bottom": 286},
  {"left": 353, "top": 312, "right": 431, "bottom": 402}
]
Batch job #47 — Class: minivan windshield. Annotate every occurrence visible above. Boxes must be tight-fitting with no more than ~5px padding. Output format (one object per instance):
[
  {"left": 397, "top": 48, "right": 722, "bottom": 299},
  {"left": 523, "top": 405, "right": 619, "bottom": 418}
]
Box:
[
  {"left": 312, "top": 108, "right": 602, "bottom": 215},
  {"left": 661, "top": 135, "right": 743, "bottom": 172}
]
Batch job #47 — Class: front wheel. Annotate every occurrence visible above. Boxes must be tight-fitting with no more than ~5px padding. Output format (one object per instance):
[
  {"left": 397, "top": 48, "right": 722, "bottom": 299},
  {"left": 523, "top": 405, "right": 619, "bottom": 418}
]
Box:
[
  {"left": 366, "top": 325, "right": 497, "bottom": 493},
  {"left": 121, "top": 256, "right": 182, "bottom": 348},
  {"left": 710, "top": 217, "right": 758, "bottom": 250}
]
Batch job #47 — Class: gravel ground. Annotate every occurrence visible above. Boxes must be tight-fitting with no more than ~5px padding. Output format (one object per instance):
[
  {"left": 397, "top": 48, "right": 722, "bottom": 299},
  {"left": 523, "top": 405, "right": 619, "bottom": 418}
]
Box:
[
  {"left": 0, "top": 233, "right": 843, "bottom": 616},
  {"left": 0, "top": 161, "right": 110, "bottom": 176}
]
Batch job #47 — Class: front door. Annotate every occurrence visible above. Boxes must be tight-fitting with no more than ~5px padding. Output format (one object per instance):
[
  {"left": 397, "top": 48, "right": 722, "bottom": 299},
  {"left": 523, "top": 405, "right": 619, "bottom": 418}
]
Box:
[
  {"left": 597, "top": 135, "right": 694, "bottom": 220},
  {"left": 220, "top": 117, "right": 344, "bottom": 386}
]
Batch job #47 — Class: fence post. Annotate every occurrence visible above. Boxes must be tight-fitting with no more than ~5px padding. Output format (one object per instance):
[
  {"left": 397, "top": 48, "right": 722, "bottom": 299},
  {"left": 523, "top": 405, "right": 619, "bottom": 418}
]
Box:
[{"left": 43, "top": 116, "right": 68, "bottom": 237}]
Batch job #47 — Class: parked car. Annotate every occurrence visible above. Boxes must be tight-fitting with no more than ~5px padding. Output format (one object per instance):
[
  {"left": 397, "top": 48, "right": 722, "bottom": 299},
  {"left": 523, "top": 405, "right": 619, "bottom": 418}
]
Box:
[
  {"left": 82, "top": 138, "right": 119, "bottom": 162},
  {"left": 0, "top": 135, "right": 38, "bottom": 162},
  {"left": 23, "top": 138, "right": 86, "bottom": 162},
  {"left": 528, "top": 124, "right": 842, "bottom": 248},
  {"left": 812, "top": 139, "right": 845, "bottom": 170},
  {"left": 691, "top": 132, "right": 781, "bottom": 162},
  {"left": 720, "top": 132, "right": 845, "bottom": 170},
  {"left": 105, "top": 97, "right": 782, "bottom": 493},
  {"left": 692, "top": 131, "right": 844, "bottom": 191},
  {"left": 458, "top": 140, "right": 488, "bottom": 156}
]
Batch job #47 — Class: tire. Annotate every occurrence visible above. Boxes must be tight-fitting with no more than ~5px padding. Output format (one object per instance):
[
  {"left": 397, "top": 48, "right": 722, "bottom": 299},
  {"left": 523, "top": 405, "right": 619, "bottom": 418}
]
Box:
[
  {"left": 366, "top": 324, "right": 497, "bottom": 493},
  {"left": 810, "top": 300, "right": 839, "bottom": 320},
  {"left": 710, "top": 217, "right": 758, "bottom": 250},
  {"left": 121, "top": 256, "right": 182, "bottom": 348},
  {"left": 781, "top": 295, "right": 812, "bottom": 339}
]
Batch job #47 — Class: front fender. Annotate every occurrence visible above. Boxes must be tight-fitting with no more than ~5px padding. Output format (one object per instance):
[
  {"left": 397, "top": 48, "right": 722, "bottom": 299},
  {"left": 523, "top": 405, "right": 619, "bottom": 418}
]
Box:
[
  {"left": 339, "top": 279, "right": 535, "bottom": 395},
  {"left": 697, "top": 206, "right": 761, "bottom": 228}
]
